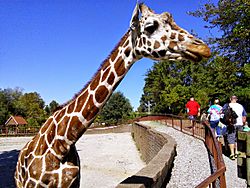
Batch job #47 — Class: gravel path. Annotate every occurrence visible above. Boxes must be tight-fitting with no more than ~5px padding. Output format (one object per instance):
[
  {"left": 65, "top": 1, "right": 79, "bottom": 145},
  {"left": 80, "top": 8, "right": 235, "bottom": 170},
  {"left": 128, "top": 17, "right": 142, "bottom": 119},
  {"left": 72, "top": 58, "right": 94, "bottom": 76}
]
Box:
[{"left": 142, "top": 121, "right": 247, "bottom": 188}]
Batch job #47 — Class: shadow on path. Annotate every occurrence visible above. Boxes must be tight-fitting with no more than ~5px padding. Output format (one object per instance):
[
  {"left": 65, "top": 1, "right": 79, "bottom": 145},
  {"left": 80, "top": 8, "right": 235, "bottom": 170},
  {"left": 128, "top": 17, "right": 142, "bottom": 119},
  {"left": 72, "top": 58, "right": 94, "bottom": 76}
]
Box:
[{"left": 0, "top": 150, "right": 20, "bottom": 188}]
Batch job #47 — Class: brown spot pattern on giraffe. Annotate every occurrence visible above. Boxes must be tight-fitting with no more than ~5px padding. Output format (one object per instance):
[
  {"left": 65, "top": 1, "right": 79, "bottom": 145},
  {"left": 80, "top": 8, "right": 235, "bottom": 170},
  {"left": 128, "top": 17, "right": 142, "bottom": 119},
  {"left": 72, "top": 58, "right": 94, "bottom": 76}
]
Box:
[
  {"left": 61, "top": 167, "right": 79, "bottom": 187},
  {"left": 41, "top": 173, "right": 59, "bottom": 186},
  {"left": 123, "top": 39, "right": 130, "bottom": 48},
  {"left": 178, "top": 34, "right": 185, "bottom": 41},
  {"left": 138, "top": 39, "right": 143, "bottom": 48},
  {"left": 114, "top": 57, "right": 126, "bottom": 76},
  {"left": 170, "top": 33, "right": 176, "bottom": 39},
  {"left": 25, "top": 154, "right": 34, "bottom": 168},
  {"left": 110, "top": 48, "right": 119, "bottom": 62},
  {"left": 26, "top": 180, "right": 36, "bottom": 187},
  {"left": 26, "top": 135, "right": 39, "bottom": 154},
  {"left": 101, "top": 67, "right": 111, "bottom": 82},
  {"left": 40, "top": 118, "right": 53, "bottom": 134},
  {"left": 82, "top": 95, "right": 99, "bottom": 121},
  {"left": 161, "top": 35, "right": 167, "bottom": 42},
  {"left": 154, "top": 41, "right": 160, "bottom": 49},
  {"left": 74, "top": 91, "right": 88, "bottom": 112},
  {"left": 53, "top": 139, "right": 69, "bottom": 156},
  {"left": 57, "top": 116, "right": 70, "bottom": 136},
  {"left": 47, "top": 124, "right": 56, "bottom": 144},
  {"left": 29, "top": 158, "right": 43, "bottom": 179},
  {"left": 35, "top": 135, "right": 48, "bottom": 156},
  {"left": 101, "top": 61, "right": 110, "bottom": 71},
  {"left": 45, "top": 151, "right": 60, "bottom": 171},
  {"left": 170, "top": 23, "right": 180, "bottom": 30},
  {"left": 67, "top": 100, "right": 76, "bottom": 114},
  {"left": 168, "top": 41, "right": 177, "bottom": 50},
  {"left": 66, "top": 116, "right": 85, "bottom": 141},
  {"left": 180, "top": 30, "right": 187, "bottom": 34},
  {"left": 95, "top": 85, "right": 109, "bottom": 103},
  {"left": 90, "top": 72, "right": 101, "bottom": 90},
  {"left": 124, "top": 47, "right": 131, "bottom": 57},
  {"left": 147, "top": 41, "right": 152, "bottom": 46},
  {"left": 107, "top": 72, "right": 115, "bottom": 85},
  {"left": 55, "top": 108, "right": 66, "bottom": 122}
]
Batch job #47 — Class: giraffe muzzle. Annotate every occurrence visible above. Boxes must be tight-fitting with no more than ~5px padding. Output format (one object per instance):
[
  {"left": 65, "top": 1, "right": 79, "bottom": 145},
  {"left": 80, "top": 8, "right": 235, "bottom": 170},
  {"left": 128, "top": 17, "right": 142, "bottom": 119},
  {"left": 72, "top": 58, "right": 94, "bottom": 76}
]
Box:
[{"left": 185, "top": 43, "right": 211, "bottom": 62}]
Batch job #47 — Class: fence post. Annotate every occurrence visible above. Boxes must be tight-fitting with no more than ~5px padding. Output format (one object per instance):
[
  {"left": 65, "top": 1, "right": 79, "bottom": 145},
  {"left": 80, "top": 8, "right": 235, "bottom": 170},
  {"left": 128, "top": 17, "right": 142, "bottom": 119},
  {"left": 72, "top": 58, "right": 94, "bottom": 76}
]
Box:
[
  {"left": 237, "top": 131, "right": 250, "bottom": 187},
  {"left": 180, "top": 118, "right": 183, "bottom": 132},
  {"left": 172, "top": 116, "right": 174, "bottom": 128},
  {"left": 192, "top": 121, "right": 195, "bottom": 136}
]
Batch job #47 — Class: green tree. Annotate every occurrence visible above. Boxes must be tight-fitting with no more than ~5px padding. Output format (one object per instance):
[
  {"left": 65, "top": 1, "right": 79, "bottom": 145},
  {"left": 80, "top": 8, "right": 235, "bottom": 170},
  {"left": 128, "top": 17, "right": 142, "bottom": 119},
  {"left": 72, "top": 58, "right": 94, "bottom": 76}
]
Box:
[
  {"left": 139, "top": 56, "right": 249, "bottom": 114},
  {"left": 45, "top": 100, "right": 60, "bottom": 115},
  {"left": 189, "top": 0, "right": 250, "bottom": 66},
  {"left": 14, "top": 92, "right": 47, "bottom": 127},
  {"left": 0, "top": 87, "right": 23, "bottom": 124},
  {"left": 99, "top": 91, "right": 133, "bottom": 125},
  {"left": 0, "top": 90, "right": 9, "bottom": 125},
  {"left": 139, "top": 60, "right": 197, "bottom": 114}
]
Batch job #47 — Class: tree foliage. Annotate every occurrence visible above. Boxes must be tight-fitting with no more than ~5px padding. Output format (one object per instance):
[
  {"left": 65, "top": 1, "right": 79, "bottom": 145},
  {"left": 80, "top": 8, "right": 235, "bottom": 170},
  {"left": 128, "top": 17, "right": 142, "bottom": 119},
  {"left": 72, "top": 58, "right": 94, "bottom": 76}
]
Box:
[
  {"left": 44, "top": 100, "right": 60, "bottom": 115},
  {"left": 14, "top": 92, "right": 47, "bottom": 127},
  {"left": 0, "top": 88, "right": 60, "bottom": 127},
  {"left": 189, "top": 0, "right": 250, "bottom": 66},
  {"left": 139, "top": 56, "right": 250, "bottom": 114},
  {"left": 98, "top": 91, "right": 133, "bottom": 125},
  {"left": 0, "top": 88, "right": 23, "bottom": 125}
]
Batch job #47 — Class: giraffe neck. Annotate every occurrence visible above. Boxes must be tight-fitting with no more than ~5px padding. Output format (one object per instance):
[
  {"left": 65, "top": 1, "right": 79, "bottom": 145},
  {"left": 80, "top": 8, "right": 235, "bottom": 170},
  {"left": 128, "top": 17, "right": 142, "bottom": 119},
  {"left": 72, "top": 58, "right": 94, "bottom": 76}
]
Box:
[
  {"left": 72, "top": 30, "right": 137, "bottom": 129},
  {"left": 39, "top": 30, "right": 138, "bottom": 158}
]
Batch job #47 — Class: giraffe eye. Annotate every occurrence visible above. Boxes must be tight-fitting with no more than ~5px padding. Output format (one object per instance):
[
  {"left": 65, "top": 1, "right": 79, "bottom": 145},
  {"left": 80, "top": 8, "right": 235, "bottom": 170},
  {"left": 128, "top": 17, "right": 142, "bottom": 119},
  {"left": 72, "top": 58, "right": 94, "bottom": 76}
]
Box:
[{"left": 144, "top": 21, "right": 159, "bottom": 35}]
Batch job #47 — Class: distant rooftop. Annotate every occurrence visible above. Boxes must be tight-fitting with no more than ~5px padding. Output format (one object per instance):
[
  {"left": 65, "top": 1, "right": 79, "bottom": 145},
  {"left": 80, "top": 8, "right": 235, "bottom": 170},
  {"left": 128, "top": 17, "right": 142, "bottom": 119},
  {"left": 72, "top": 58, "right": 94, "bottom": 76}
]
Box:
[{"left": 5, "top": 116, "right": 28, "bottom": 126}]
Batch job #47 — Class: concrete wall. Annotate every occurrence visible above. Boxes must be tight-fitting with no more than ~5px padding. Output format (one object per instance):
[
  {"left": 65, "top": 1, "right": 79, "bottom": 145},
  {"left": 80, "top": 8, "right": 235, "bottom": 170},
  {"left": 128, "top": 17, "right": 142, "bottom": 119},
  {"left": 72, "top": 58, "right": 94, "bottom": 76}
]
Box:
[
  {"left": 86, "top": 122, "right": 177, "bottom": 188},
  {"left": 86, "top": 124, "right": 131, "bottom": 134},
  {"left": 117, "top": 122, "right": 177, "bottom": 188}
]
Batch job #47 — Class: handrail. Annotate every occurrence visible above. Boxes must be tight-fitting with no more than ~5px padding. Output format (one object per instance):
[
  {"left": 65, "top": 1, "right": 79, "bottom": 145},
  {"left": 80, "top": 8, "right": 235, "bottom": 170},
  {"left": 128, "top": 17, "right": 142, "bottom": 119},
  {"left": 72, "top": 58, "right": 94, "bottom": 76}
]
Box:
[{"left": 135, "top": 114, "right": 227, "bottom": 188}]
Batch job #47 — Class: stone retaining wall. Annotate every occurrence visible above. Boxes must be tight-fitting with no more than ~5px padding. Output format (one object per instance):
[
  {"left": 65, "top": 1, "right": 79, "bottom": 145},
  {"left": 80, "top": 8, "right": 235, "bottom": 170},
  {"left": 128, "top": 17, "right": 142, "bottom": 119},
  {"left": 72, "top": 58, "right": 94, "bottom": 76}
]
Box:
[{"left": 117, "top": 122, "right": 177, "bottom": 188}]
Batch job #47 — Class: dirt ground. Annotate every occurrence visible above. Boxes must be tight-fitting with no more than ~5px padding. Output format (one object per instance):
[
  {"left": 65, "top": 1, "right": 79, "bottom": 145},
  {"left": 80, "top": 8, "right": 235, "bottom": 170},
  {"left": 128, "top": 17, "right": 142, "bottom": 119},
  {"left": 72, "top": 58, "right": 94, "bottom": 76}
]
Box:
[{"left": 0, "top": 133, "right": 145, "bottom": 188}]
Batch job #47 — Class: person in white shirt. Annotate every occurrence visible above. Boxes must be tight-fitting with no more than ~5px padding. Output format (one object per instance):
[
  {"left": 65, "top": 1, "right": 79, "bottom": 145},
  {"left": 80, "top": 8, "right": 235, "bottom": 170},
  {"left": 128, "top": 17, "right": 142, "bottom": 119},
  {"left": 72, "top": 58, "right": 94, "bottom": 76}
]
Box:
[{"left": 226, "top": 95, "right": 247, "bottom": 160}]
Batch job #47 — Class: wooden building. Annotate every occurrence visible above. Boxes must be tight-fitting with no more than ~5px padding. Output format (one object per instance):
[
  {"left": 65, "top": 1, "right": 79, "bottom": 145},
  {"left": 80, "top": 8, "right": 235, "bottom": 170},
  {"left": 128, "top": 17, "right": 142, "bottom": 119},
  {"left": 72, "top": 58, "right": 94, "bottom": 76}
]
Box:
[{"left": 4, "top": 116, "right": 28, "bottom": 135}]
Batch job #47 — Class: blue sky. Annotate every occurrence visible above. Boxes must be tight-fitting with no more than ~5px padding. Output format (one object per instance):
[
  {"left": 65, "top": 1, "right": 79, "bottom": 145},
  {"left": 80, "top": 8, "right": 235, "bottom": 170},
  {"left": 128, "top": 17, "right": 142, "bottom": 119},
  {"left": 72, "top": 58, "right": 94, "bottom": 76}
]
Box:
[{"left": 0, "top": 0, "right": 218, "bottom": 110}]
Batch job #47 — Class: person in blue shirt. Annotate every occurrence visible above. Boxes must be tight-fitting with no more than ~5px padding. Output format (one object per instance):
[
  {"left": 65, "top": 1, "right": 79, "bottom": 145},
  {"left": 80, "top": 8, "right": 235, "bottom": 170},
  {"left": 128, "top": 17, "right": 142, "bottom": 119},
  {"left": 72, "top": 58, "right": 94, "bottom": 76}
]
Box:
[{"left": 207, "top": 98, "right": 222, "bottom": 137}]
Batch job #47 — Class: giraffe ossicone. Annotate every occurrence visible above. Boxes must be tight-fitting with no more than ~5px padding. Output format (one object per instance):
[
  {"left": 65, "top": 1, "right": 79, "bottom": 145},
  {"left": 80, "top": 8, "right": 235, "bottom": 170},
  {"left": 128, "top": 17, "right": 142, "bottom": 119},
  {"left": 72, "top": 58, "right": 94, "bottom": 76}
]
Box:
[{"left": 15, "top": 3, "right": 210, "bottom": 187}]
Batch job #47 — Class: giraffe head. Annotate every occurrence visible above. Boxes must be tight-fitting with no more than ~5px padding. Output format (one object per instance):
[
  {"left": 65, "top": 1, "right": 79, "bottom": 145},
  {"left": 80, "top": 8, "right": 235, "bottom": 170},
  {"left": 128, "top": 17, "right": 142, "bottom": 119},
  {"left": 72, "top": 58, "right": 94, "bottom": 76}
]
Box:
[{"left": 130, "top": 3, "right": 211, "bottom": 62}]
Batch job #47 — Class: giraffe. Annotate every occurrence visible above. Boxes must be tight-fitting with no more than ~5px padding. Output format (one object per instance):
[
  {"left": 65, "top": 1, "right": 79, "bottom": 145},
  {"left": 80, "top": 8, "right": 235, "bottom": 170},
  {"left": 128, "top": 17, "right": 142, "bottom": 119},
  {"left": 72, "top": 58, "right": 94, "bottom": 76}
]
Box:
[{"left": 15, "top": 3, "right": 210, "bottom": 188}]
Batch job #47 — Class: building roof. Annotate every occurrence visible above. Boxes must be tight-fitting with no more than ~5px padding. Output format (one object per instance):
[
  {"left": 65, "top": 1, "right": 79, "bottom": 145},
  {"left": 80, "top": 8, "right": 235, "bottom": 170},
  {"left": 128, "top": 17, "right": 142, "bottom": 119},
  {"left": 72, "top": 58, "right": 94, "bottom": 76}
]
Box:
[{"left": 5, "top": 116, "right": 28, "bottom": 126}]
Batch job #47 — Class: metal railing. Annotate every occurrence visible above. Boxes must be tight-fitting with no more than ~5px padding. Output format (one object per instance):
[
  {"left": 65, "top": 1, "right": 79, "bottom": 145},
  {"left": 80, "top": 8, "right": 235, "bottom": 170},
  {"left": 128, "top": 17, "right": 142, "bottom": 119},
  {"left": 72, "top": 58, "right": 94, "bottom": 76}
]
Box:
[{"left": 135, "top": 114, "right": 226, "bottom": 188}]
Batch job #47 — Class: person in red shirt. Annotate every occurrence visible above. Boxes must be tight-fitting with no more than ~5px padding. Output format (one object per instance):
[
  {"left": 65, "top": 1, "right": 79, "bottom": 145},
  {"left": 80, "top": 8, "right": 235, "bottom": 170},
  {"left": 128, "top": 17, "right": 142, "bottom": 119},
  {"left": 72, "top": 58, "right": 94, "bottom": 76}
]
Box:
[{"left": 186, "top": 97, "right": 200, "bottom": 124}]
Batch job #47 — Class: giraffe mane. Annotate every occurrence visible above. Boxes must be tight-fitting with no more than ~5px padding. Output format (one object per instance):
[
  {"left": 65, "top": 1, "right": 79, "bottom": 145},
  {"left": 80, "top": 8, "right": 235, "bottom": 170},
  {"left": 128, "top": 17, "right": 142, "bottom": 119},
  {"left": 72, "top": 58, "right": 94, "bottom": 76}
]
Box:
[{"left": 55, "top": 30, "right": 131, "bottom": 112}]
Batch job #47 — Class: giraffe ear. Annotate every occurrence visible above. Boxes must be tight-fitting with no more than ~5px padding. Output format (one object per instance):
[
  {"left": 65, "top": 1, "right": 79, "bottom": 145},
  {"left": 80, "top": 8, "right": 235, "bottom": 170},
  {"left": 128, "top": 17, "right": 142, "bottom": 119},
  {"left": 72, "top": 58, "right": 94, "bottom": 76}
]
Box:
[
  {"left": 139, "top": 3, "right": 155, "bottom": 16},
  {"left": 130, "top": 3, "right": 141, "bottom": 47},
  {"left": 130, "top": 3, "right": 140, "bottom": 30}
]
